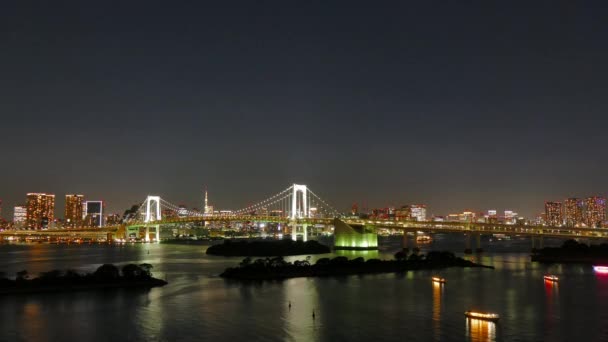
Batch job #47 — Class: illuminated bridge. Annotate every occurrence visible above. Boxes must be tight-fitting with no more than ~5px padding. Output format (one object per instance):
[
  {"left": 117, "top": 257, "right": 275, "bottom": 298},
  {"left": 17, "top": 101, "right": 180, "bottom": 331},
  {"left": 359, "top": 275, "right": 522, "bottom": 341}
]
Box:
[{"left": 2, "top": 184, "right": 608, "bottom": 251}]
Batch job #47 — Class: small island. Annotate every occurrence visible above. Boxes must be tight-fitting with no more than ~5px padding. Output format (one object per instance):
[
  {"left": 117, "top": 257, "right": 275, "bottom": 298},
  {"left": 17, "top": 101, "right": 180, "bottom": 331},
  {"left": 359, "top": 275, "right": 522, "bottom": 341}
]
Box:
[
  {"left": 532, "top": 239, "right": 608, "bottom": 264},
  {"left": 206, "top": 239, "right": 331, "bottom": 257},
  {"left": 0, "top": 263, "right": 167, "bottom": 295},
  {"left": 220, "top": 251, "right": 493, "bottom": 280}
]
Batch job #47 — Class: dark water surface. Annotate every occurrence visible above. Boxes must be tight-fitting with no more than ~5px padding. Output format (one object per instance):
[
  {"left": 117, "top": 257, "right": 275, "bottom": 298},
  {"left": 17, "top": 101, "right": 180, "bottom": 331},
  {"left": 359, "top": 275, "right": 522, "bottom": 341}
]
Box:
[{"left": 1, "top": 235, "right": 607, "bottom": 341}]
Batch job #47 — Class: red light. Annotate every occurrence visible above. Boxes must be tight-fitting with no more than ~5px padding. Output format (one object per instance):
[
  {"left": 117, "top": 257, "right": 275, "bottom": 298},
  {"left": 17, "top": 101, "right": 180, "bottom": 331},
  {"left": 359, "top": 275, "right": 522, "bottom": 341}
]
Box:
[{"left": 593, "top": 266, "right": 608, "bottom": 274}]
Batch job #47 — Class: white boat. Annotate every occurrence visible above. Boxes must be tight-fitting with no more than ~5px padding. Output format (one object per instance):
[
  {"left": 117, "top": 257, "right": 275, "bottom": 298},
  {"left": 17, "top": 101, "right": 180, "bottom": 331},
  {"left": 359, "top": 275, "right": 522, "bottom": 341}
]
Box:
[
  {"left": 464, "top": 311, "right": 500, "bottom": 322},
  {"left": 543, "top": 275, "right": 558, "bottom": 282}
]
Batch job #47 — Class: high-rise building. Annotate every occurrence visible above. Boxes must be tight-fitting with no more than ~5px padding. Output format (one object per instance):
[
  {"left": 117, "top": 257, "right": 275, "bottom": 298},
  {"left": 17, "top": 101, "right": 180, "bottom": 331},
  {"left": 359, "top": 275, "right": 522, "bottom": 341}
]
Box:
[
  {"left": 460, "top": 211, "right": 475, "bottom": 222},
  {"left": 26, "top": 193, "right": 55, "bottom": 229},
  {"left": 410, "top": 204, "right": 427, "bottom": 221},
  {"left": 204, "top": 188, "right": 212, "bottom": 215},
  {"left": 178, "top": 204, "right": 188, "bottom": 218},
  {"left": 487, "top": 210, "right": 498, "bottom": 223},
  {"left": 544, "top": 202, "right": 563, "bottom": 226},
  {"left": 162, "top": 209, "right": 177, "bottom": 219},
  {"left": 584, "top": 196, "right": 606, "bottom": 228},
  {"left": 351, "top": 203, "right": 359, "bottom": 216},
  {"left": 65, "top": 194, "right": 84, "bottom": 228},
  {"left": 84, "top": 201, "right": 104, "bottom": 227},
  {"left": 395, "top": 206, "right": 411, "bottom": 221},
  {"left": 563, "top": 198, "right": 584, "bottom": 227},
  {"left": 13, "top": 205, "right": 27, "bottom": 228},
  {"left": 105, "top": 213, "right": 122, "bottom": 226}
]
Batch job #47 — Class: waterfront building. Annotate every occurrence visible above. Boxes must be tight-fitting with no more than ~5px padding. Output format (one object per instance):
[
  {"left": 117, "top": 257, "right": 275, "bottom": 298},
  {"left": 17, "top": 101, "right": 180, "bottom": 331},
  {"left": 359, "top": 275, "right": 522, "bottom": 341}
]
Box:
[
  {"left": 447, "top": 214, "right": 460, "bottom": 222},
  {"left": 563, "top": 198, "right": 584, "bottom": 227},
  {"left": 504, "top": 210, "right": 518, "bottom": 224},
  {"left": 410, "top": 204, "right": 427, "bottom": 221},
  {"left": 26, "top": 193, "right": 55, "bottom": 229},
  {"left": 395, "top": 206, "right": 411, "bottom": 221},
  {"left": 309, "top": 207, "right": 318, "bottom": 218},
  {"left": 257, "top": 207, "right": 269, "bottom": 216},
  {"left": 460, "top": 211, "right": 475, "bottom": 222},
  {"left": 84, "top": 201, "right": 104, "bottom": 227},
  {"left": 13, "top": 205, "right": 27, "bottom": 229},
  {"left": 544, "top": 202, "right": 563, "bottom": 226},
  {"left": 351, "top": 203, "right": 359, "bottom": 216},
  {"left": 395, "top": 204, "right": 427, "bottom": 221},
  {"left": 487, "top": 210, "right": 498, "bottom": 223},
  {"left": 584, "top": 196, "right": 606, "bottom": 228},
  {"left": 105, "top": 213, "right": 122, "bottom": 226},
  {"left": 178, "top": 205, "right": 188, "bottom": 218},
  {"left": 64, "top": 194, "right": 84, "bottom": 228},
  {"left": 162, "top": 209, "right": 177, "bottom": 219}
]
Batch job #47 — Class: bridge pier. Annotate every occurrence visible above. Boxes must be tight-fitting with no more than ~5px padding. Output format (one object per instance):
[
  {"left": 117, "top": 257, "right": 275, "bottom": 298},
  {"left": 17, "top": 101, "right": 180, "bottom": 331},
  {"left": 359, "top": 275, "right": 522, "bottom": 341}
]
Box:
[
  {"left": 412, "top": 231, "right": 419, "bottom": 253},
  {"left": 464, "top": 233, "right": 472, "bottom": 254},
  {"left": 402, "top": 232, "right": 409, "bottom": 252},
  {"left": 145, "top": 226, "right": 150, "bottom": 242},
  {"left": 302, "top": 223, "right": 308, "bottom": 242},
  {"left": 531, "top": 235, "right": 544, "bottom": 251},
  {"left": 475, "top": 234, "right": 483, "bottom": 253}
]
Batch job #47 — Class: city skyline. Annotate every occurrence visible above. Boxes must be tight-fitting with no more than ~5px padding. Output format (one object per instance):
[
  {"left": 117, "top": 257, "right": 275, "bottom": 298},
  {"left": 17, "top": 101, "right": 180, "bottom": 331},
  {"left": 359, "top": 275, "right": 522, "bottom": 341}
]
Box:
[
  {"left": 3, "top": 187, "right": 608, "bottom": 227},
  {"left": 2, "top": 2, "right": 608, "bottom": 219}
]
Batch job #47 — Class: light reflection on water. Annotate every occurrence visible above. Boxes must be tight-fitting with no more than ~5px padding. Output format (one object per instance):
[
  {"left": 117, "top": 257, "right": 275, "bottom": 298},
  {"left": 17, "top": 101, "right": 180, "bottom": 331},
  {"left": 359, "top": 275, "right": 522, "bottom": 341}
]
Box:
[
  {"left": 466, "top": 318, "right": 496, "bottom": 342},
  {"left": 0, "top": 236, "right": 607, "bottom": 341},
  {"left": 432, "top": 281, "right": 443, "bottom": 340}
]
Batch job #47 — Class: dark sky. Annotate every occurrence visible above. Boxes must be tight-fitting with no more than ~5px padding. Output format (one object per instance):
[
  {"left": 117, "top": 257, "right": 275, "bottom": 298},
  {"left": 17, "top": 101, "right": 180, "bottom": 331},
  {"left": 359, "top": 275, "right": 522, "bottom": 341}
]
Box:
[{"left": 1, "top": 1, "right": 607, "bottom": 219}]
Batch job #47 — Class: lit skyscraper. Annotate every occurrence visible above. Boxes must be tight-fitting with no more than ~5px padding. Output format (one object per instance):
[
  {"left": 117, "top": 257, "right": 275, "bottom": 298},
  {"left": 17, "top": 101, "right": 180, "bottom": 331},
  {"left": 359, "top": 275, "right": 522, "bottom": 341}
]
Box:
[
  {"left": 178, "top": 204, "right": 188, "bottom": 218},
  {"left": 13, "top": 205, "right": 27, "bottom": 228},
  {"left": 26, "top": 193, "right": 55, "bottom": 229},
  {"left": 65, "top": 194, "right": 84, "bottom": 228},
  {"left": 563, "top": 198, "right": 584, "bottom": 227},
  {"left": 410, "top": 204, "right": 427, "bottom": 221},
  {"left": 395, "top": 206, "right": 411, "bottom": 221},
  {"left": 487, "top": 210, "right": 498, "bottom": 223},
  {"left": 584, "top": 196, "right": 606, "bottom": 228},
  {"left": 544, "top": 202, "right": 563, "bottom": 226}
]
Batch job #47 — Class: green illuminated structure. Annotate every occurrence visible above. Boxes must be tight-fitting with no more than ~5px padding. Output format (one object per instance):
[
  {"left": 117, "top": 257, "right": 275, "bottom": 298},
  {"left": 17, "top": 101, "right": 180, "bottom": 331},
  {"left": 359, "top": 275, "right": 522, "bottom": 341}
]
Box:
[{"left": 333, "top": 218, "right": 378, "bottom": 250}]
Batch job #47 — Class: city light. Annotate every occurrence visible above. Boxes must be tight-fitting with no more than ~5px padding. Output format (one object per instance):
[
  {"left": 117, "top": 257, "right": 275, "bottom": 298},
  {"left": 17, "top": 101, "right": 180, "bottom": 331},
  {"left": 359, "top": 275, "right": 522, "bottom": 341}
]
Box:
[{"left": 593, "top": 266, "right": 608, "bottom": 274}]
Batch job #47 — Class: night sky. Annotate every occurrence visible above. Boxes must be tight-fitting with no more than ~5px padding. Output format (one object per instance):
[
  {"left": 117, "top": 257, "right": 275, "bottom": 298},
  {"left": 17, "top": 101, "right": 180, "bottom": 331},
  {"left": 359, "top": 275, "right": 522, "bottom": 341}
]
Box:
[{"left": 1, "top": 1, "right": 607, "bottom": 218}]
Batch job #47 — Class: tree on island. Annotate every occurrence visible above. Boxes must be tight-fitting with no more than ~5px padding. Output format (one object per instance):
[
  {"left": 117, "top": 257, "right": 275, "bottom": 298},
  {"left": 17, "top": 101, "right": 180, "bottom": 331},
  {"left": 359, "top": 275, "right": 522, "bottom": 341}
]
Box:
[
  {"left": 16, "top": 270, "right": 29, "bottom": 282},
  {"left": 139, "top": 263, "right": 153, "bottom": 278},
  {"left": 394, "top": 251, "right": 407, "bottom": 261},
  {"left": 94, "top": 264, "right": 120, "bottom": 280}
]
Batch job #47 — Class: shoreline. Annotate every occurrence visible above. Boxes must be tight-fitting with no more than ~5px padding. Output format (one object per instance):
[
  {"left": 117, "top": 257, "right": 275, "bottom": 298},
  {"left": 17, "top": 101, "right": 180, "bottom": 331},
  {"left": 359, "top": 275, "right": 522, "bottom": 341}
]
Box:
[
  {"left": 0, "top": 278, "right": 168, "bottom": 295},
  {"left": 221, "top": 254, "right": 494, "bottom": 281}
]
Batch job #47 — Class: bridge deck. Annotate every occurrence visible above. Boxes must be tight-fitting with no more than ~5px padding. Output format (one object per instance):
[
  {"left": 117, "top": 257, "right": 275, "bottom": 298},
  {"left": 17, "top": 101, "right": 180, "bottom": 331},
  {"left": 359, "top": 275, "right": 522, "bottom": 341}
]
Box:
[{"left": 2, "top": 217, "right": 607, "bottom": 240}]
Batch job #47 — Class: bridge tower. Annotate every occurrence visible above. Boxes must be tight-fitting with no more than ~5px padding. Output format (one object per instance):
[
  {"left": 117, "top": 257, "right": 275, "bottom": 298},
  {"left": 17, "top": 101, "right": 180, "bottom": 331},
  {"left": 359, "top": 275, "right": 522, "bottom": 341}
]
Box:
[
  {"left": 290, "top": 184, "right": 309, "bottom": 241},
  {"left": 145, "top": 196, "right": 162, "bottom": 223},
  {"left": 144, "top": 196, "right": 161, "bottom": 242},
  {"left": 290, "top": 184, "right": 309, "bottom": 219}
]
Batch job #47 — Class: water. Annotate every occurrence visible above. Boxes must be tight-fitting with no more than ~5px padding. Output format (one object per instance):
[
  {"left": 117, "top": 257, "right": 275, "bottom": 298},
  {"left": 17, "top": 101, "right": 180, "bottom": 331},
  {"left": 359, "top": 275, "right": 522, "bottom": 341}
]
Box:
[{"left": 1, "top": 236, "right": 607, "bottom": 341}]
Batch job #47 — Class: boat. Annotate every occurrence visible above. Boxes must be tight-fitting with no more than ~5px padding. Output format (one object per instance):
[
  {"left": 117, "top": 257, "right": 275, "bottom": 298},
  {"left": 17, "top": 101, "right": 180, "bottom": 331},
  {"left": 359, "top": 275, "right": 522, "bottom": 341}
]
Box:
[
  {"left": 464, "top": 311, "right": 500, "bottom": 322},
  {"left": 543, "top": 275, "right": 559, "bottom": 282},
  {"left": 432, "top": 277, "right": 446, "bottom": 284},
  {"left": 593, "top": 266, "right": 608, "bottom": 274},
  {"left": 416, "top": 235, "right": 432, "bottom": 243}
]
